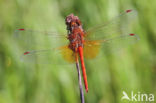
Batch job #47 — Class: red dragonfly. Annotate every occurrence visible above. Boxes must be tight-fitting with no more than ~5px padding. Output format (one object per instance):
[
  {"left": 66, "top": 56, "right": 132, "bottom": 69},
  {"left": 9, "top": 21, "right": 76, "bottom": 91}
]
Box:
[{"left": 15, "top": 9, "right": 139, "bottom": 93}]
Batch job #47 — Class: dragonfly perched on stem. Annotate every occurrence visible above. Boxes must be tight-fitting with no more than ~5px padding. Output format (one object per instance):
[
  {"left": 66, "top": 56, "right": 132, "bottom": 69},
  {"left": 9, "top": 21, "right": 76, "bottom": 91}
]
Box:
[{"left": 14, "top": 9, "right": 139, "bottom": 93}]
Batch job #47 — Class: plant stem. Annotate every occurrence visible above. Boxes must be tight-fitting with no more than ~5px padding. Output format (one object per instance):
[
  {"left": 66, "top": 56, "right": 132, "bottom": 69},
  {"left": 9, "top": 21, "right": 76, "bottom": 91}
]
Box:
[{"left": 76, "top": 60, "right": 85, "bottom": 103}]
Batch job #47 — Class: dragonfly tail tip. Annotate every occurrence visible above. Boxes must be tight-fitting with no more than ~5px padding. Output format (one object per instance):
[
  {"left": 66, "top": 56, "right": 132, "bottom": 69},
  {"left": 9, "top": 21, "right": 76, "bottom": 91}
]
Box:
[{"left": 86, "top": 88, "right": 88, "bottom": 93}]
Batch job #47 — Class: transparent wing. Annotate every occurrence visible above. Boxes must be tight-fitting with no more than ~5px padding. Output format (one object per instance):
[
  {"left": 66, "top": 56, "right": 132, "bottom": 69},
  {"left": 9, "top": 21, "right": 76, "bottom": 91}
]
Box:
[
  {"left": 83, "top": 33, "right": 139, "bottom": 59},
  {"left": 20, "top": 46, "right": 76, "bottom": 64},
  {"left": 14, "top": 29, "right": 67, "bottom": 37},
  {"left": 13, "top": 28, "right": 68, "bottom": 50},
  {"left": 20, "top": 49, "right": 55, "bottom": 64},
  {"left": 13, "top": 28, "right": 76, "bottom": 64},
  {"left": 85, "top": 9, "right": 138, "bottom": 40}
]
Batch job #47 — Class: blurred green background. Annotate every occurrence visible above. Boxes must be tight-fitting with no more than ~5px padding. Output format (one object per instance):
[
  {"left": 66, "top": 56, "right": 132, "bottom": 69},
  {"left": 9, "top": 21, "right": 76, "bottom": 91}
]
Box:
[{"left": 0, "top": 0, "right": 156, "bottom": 103}]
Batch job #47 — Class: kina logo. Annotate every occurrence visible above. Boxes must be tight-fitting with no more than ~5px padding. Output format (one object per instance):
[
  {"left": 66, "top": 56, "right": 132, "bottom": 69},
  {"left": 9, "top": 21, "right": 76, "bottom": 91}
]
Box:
[{"left": 121, "top": 91, "right": 154, "bottom": 102}]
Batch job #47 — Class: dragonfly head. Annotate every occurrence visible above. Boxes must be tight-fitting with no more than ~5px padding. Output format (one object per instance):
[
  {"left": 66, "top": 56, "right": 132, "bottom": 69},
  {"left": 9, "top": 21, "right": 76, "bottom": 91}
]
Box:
[{"left": 65, "top": 13, "right": 82, "bottom": 33}]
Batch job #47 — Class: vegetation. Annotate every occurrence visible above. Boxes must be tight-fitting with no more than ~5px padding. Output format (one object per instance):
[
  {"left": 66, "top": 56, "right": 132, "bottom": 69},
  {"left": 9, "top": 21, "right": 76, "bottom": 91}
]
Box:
[{"left": 0, "top": 0, "right": 155, "bottom": 103}]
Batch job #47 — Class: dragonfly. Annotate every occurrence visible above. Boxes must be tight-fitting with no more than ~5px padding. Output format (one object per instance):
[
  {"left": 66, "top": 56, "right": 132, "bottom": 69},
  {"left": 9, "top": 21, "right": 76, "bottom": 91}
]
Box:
[{"left": 14, "top": 9, "right": 139, "bottom": 93}]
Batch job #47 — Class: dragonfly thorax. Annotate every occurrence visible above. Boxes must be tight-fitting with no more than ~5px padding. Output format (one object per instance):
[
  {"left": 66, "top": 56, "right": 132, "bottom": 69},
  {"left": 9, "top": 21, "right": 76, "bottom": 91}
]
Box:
[{"left": 66, "top": 14, "right": 85, "bottom": 52}]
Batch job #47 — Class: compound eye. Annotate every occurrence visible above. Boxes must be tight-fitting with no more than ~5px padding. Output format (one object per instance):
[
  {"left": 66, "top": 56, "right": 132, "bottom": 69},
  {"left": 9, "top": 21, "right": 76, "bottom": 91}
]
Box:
[{"left": 76, "top": 19, "right": 81, "bottom": 26}]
